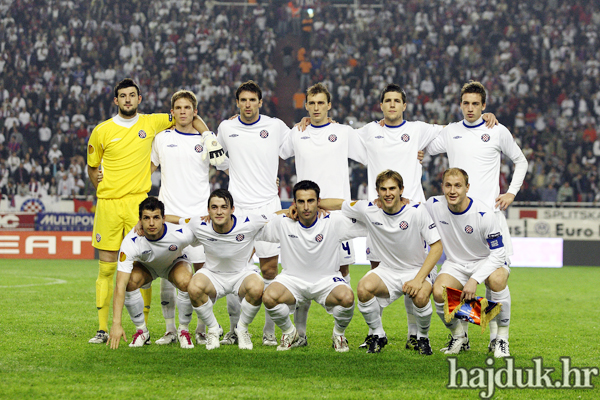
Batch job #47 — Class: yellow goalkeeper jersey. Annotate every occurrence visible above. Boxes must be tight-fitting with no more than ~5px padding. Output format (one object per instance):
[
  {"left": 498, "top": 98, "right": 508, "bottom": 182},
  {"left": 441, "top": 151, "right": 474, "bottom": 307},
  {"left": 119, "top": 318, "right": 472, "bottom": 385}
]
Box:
[{"left": 87, "top": 113, "right": 173, "bottom": 199}]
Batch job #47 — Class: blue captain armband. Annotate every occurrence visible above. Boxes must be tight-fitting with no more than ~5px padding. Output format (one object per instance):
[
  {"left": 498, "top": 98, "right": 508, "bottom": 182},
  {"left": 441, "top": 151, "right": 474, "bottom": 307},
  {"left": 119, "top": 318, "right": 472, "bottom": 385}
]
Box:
[{"left": 486, "top": 232, "right": 504, "bottom": 249}]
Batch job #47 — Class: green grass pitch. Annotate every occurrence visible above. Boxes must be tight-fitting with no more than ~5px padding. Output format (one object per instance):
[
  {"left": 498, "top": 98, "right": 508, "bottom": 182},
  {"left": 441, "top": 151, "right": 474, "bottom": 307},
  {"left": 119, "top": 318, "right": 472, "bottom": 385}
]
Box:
[{"left": 0, "top": 260, "right": 598, "bottom": 399}]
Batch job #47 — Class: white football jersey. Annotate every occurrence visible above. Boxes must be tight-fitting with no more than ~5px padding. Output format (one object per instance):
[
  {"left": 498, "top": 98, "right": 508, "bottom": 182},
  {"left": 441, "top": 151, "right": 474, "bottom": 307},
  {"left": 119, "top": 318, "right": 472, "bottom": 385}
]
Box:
[
  {"left": 180, "top": 213, "right": 270, "bottom": 273},
  {"left": 280, "top": 123, "right": 367, "bottom": 200},
  {"left": 341, "top": 199, "right": 440, "bottom": 271},
  {"left": 426, "top": 118, "right": 527, "bottom": 210},
  {"left": 425, "top": 195, "right": 506, "bottom": 283},
  {"left": 117, "top": 222, "right": 197, "bottom": 274},
  {"left": 151, "top": 128, "right": 214, "bottom": 216},
  {"left": 217, "top": 115, "right": 291, "bottom": 208},
  {"left": 257, "top": 213, "right": 366, "bottom": 283},
  {"left": 356, "top": 120, "right": 442, "bottom": 202}
]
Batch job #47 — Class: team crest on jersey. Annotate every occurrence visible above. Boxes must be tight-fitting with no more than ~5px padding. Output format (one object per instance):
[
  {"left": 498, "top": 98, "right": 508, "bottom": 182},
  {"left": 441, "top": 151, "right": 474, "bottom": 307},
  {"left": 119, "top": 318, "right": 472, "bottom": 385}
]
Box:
[
  {"left": 401, "top": 134, "right": 410, "bottom": 142},
  {"left": 328, "top": 134, "right": 337, "bottom": 142},
  {"left": 236, "top": 234, "right": 245, "bottom": 242},
  {"left": 138, "top": 130, "right": 147, "bottom": 139},
  {"left": 195, "top": 144, "right": 203, "bottom": 153},
  {"left": 481, "top": 134, "right": 490, "bottom": 142},
  {"left": 96, "top": 233, "right": 101, "bottom": 242},
  {"left": 315, "top": 234, "right": 324, "bottom": 242},
  {"left": 169, "top": 244, "right": 178, "bottom": 251},
  {"left": 260, "top": 130, "right": 269, "bottom": 138},
  {"left": 464, "top": 225, "right": 474, "bottom": 234},
  {"left": 399, "top": 221, "right": 409, "bottom": 230}
]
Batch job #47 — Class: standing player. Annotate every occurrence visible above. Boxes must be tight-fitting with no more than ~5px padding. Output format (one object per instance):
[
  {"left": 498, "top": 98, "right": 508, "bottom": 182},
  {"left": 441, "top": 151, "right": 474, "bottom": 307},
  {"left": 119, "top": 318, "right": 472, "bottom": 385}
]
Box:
[
  {"left": 150, "top": 90, "right": 234, "bottom": 346},
  {"left": 216, "top": 80, "right": 291, "bottom": 346},
  {"left": 319, "top": 170, "right": 442, "bottom": 354},
  {"left": 87, "top": 78, "right": 223, "bottom": 344},
  {"left": 426, "top": 81, "right": 526, "bottom": 350},
  {"left": 108, "top": 197, "right": 198, "bottom": 350},
  {"left": 260, "top": 180, "right": 366, "bottom": 352},
  {"left": 355, "top": 84, "right": 497, "bottom": 350},
  {"left": 279, "top": 83, "right": 367, "bottom": 345},
  {"left": 426, "top": 168, "right": 511, "bottom": 358},
  {"left": 179, "top": 189, "right": 271, "bottom": 351}
]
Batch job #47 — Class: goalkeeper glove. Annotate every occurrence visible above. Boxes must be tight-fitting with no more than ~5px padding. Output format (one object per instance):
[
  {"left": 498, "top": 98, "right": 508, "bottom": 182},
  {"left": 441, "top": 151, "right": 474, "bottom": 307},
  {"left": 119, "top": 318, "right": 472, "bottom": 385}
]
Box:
[{"left": 201, "top": 131, "right": 226, "bottom": 166}]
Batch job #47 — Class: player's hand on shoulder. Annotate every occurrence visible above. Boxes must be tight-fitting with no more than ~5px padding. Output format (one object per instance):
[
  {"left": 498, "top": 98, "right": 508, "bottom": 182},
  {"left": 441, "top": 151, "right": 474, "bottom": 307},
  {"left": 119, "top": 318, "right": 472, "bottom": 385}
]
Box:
[
  {"left": 134, "top": 221, "right": 144, "bottom": 236},
  {"left": 482, "top": 112, "right": 498, "bottom": 128},
  {"left": 378, "top": 119, "right": 384, "bottom": 127},
  {"left": 495, "top": 193, "right": 515, "bottom": 211},
  {"left": 201, "top": 131, "right": 226, "bottom": 166},
  {"left": 294, "top": 116, "right": 311, "bottom": 132},
  {"left": 200, "top": 215, "right": 210, "bottom": 223},
  {"left": 373, "top": 198, "right": 382, "bottom": 208},
  {"left": 286, "top": 203, "right": 298, "bottom": 221},
  {"left": 317, "top": 207, "right": 330, "bottom": 218},
  {"left": 228, "top": 114, "right": 239, "bottom": 120}
]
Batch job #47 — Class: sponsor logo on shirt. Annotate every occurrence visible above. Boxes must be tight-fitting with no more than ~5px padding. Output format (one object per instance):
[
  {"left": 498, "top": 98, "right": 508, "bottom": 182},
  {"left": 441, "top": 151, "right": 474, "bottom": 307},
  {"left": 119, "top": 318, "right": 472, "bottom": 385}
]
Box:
[
  {"left": 399, "top": 221, "right": 409, "bottom": 230},
  {"left": 229, "top": 134, "right": 239, "bottom": 137},
  {"left": 315, "top": 234, "right": 324, "bottom": 242},
  {"left": 453, "top": 136, "right": 462, "bottom": 139},
  {"left": 167, "top": 144, "right": 177, "bottom": 147},
  {"left": 481, "top": 133, "right": 490, "bottom": 142},
  {"left": 262, "top": 215, "right": 267, "bottom": 219},
  {"left": 195, "top": 144, "right": 203, "bottom": 153},
  {"left": 288, "top": 234, "right": 298, "bottom": 239},
  {"left": 260, "top": 130, "right": 269, "bottom": 138},
  {"left": 236, "top": 234, "right": 245, "bottom": 242},
  {"left": 464, "top": 225, "right": 474, "bottom": 234},
  {"left": 428, "top": 223, "right": 436, "bottom": 229},
  {"left": 142, "top": 250, "right": 152, "bottom": 255},
  {"left": 440, "top": 220, "right": 449, "bottom": 225},
  {"left": 372, "top": 222, "right": 383, "bottom": 226},
  {"left": 169, "top": 244, "right": 178, "bottom": 251},
  {"left": 375, "top": 136, "right": 384, "bottom": 139},
  {"left": 207, "top": 238, "right": 217, "bottom": 241},
  {"left": 401, "top": 134, "right": 410, "bottom": 142},
  {"left": 328, "top": 134, "right": 337, "bottom": 142},
  {"left": 138, "top": 130, "right": 147, "bottom": 139},
  {"left": 300, "top": 136, "right": 309, "bottom": 139}
]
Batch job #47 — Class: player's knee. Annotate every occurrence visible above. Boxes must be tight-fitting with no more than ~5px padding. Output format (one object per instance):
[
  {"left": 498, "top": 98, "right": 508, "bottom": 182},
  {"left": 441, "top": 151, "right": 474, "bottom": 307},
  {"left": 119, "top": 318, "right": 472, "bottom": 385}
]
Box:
[
  {"left": 432, "top": 283, "right": 444, "bottom": 303},
  {"left": 356, "top": 282, "right": 372, "bottom": 303},
  {"left": 125, "top": 280, "right": 141, "bottom": 292},
  {"left": 187, "top": 280, "right": 202, "bottom": 301},
  {"left": 339, "top": 289, "right": 354, "bottom": 308},
  {"left": 246, "top": 284, "right": 264, "bottom": 303},
  {"left": 413, "top": 293, "right": 430, "bottom": 308},
  {"left": 262, "top": 290, "right": 277, "bottom": 309}
]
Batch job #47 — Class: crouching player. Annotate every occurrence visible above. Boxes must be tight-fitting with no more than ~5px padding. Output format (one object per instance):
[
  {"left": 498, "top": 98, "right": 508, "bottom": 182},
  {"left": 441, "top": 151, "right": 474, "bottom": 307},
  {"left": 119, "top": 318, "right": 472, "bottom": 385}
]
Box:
[
  {"left": 108, "top": 197, "right": 198, "bottom": 349},
  {"left": 320, "top": 170, "right": 443, "bottom": 354},
  {"left": 178, "top": 189, "right": 269, "bottom": 351},
  {"left": 426, "top": 168, "right": 511, "bottom": 358},
  {"left": 260, "top": 180, "right": 367, "bottom": 352}
]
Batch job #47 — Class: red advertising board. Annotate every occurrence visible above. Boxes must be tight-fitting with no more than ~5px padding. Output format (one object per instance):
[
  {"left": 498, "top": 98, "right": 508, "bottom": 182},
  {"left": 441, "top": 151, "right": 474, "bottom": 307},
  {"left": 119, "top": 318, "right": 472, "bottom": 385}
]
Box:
[
  {"left": 0, "top": 231, "right": 95, "bottom": 259},
  {"left": 0, "top": 213, "right": 36, "bottom": 230}
]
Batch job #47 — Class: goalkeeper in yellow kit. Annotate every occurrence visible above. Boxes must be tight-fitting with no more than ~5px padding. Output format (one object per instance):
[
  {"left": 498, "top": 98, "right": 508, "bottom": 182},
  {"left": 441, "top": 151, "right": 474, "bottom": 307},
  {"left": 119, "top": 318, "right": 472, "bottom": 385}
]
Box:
[{"left": 87, "top": 78, "right": 225, "bottom": 343}]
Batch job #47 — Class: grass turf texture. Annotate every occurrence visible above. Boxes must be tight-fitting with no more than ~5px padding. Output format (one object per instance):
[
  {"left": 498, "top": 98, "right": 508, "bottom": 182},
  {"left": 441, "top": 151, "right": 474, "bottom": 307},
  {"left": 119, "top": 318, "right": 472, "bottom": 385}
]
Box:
[{"left": 0, "top": 260, "right": 598, "bottom": 399}]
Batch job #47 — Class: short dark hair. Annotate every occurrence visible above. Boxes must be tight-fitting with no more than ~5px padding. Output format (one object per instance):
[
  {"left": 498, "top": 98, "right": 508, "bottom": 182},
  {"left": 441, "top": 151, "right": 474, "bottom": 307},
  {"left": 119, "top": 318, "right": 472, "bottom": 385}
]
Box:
[
  {"left": 114, "top": 78, "right": 141, "bottom": 98},
  {"left": 235, "top": 80, "right": 262, "bottom": 101},
  {"left": 460, "top": 81, "right": 486, "bottom": 105},
  {"left": 375, "top": 169, "right": 404, "bottom": 191},
  {"left": 380, "top": 84, "right": 406, "bottom": 103},
  {"left": 139, "top": 196, "right": 164, "bottom": 219},
  {"left": 208, "top": 189, "right": 234, "bottom": 208},
  {"left": 293, "top": 180, "right": 320, "bottom": 200}
]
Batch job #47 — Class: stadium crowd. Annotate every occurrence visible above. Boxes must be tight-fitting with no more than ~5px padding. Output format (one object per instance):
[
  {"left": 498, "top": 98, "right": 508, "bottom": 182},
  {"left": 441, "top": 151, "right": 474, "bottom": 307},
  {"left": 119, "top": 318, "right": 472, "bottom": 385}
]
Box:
[{"left": 1, "top": 0, "right": 600, "bottom": 205}]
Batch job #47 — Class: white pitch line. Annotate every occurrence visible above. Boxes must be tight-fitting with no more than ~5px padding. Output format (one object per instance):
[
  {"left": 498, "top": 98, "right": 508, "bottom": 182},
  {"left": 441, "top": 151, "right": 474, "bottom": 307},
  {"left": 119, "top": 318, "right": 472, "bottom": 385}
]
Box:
[{"left": 0, "top": 278, "right": 68, "bottom": 288}]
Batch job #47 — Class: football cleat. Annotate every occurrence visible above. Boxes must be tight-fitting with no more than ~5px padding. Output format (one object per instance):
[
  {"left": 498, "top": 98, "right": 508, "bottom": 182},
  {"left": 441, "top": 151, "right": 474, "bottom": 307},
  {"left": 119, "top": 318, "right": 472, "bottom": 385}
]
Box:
[
  {"left": 88, "top": 330, "right": 108, "bottom": 344},
  {"left": 488, "top": 338, "right": 497, "bottom": 353},
  {"left": 220, "top": 331, "right": 238, "bottom": 345},
  {"left": 440, "top": 334, "right": 470, "bottom": 352},
  {"left": 263, "top": 332, "right": 278, "bottom": 346},
  {"left": 405, "top": 335, "right": 418, "bottom": 351},
  {"left": 206, "top": 327, "right": 221, "bottom": 350},
  {"left": 129, "top": 329, "right": 150, "bottom": 347},
  {"left": 494, "top": 339, "right": 510, "bottom": 358},
  {"left": 277, "top": 328, "right": 299, "bottom": 351},
  {"left": 417, "top": 337, "right": 433, "bottom": 355},
  {"left": 178, "top": 328, "right": 194, "bottom": 349},
  {"left": 195, "top": 332, "right": 207, "bottom": 345},
  {"left": 367, "top": 335, "right": 388, "bottom": 353},
  {"left": 332, "top": 334, "right": 350, "bottom": 353},
  {"left": 155, "top": 331, "right": 177, "bottom": 345},
  {"left": 442, "top": 334, "right": 467, "bottom": 355},
  {"left": 358, "top": 334, "right": 374, "bottom": 349},
  {"left": 290, "top": 334, "right": 308, "bottom": 348},
  {"left": 234, "top": 326, "right": 253, "bottom": 350}
]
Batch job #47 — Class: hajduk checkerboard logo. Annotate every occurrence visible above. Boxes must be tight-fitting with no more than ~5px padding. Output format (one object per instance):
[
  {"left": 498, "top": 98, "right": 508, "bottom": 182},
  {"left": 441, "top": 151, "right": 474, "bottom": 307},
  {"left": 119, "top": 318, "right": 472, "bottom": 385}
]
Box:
[
  {"left": 96, "top": 233, "right": 101, "bottom": 242},
  {"left": 315, "top": 234, "right": 324, "bottom": 242},
  {"left": 399, "top": 221, "right": 409, "bottom": 230},
  {"left": 328, "top": 134, "right": 337, "bottom": 142},
  {"left": 236, "top": 234, "right": 245, "bottom": 242},
  {"left": 169, "top": 244, "right": 178, "bottom": 251},
  {"left": 195, "top": 144, "right": 203, "bottom": 153},
  {"left": 401, "top": 134, "right": 410, "bottom": 142},
  {"left": 260, "top": 130, "right": 269, "bottom": 138},
  {"left": 481, "top": 133, "right": 490, "bottom": 142},
  {"left": 138, "top": 130, "right": 147, "bottom": 138},
  {"left": 465, "top": 225, "right": 474, "bottom": 234}
]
